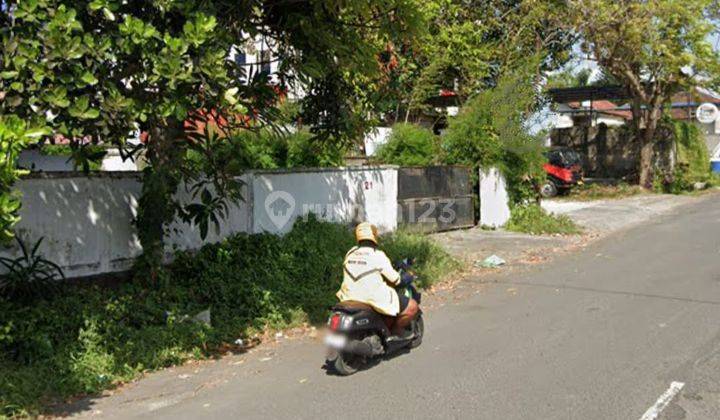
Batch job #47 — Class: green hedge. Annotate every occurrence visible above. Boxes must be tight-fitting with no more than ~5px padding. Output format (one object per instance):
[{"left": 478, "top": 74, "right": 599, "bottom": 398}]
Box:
[{"left": 0, "top": 216, "right": 458, "bottom": 416}]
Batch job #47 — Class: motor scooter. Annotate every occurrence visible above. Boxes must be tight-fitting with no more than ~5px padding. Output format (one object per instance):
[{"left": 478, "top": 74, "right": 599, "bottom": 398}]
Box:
[{"left": 324, "top": 259, "right": 424, "bottom": 375}]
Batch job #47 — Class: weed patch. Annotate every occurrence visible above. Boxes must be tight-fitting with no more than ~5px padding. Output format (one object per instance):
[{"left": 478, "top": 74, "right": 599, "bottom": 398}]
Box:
[
  {"left": 505, "top": 204, "right": 581, "bottom": 235},
  {"left": 565, "top": 183, "right": 644, "bottom": 201},
  {"left": 0, "top": 217, "right": 458, "bottom": 416}
]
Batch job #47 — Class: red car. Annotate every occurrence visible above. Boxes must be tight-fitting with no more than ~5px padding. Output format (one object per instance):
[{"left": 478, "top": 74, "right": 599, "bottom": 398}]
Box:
[{"left": 541, "top": 147, "right": 584, "bottom": 197}]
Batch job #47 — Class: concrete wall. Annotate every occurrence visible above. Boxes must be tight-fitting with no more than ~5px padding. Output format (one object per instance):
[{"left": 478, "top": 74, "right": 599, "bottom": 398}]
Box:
[
  {"left": 363, "top": 127, "right": 392, "bottom": 156},
  {"left": 479, "top": 168, "right": 510, "bottom": 228},
  {"left": 3, "top": 167, "right": 397, "bottom": 278},
  {"left": 251, "top": 166, "right": 398, "bottom": 234},
  {"left": 10, "top": 173, "right": 144, "bottom": 278},
  {"left": 18, "top": 149, "right": 139, "bottom": 172}
]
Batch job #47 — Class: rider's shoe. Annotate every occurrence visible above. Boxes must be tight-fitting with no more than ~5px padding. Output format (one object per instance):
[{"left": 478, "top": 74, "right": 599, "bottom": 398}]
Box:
[{"left": 388, "top": 329, "right": 414, "bottom": 342}]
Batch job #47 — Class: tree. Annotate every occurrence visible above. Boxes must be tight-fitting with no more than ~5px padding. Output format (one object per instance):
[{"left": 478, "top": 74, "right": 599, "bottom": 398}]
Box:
[
  {"left": 376, "top": 0, "right": 573, "bottom": 121},
  {"left": 546, "top": 68, "right": 593, "bottom": 89},
  {"left": 0, "top": 0, "right": 422, "bottom": 276},
  {"left": 0, "top": 116, "right": 48, "bottom": 242},
  {"left": 569, "top": 0, "right": 720, "bottom": 187}
]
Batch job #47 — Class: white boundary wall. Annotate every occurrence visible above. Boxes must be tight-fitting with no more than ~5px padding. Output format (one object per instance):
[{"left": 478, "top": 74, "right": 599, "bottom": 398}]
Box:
[
  {"left": 251, "top": 166, "right": 397, "bottom": 234},
  {"left": 3, "top": 167, "right": 397, "bottom": 278},
  {"left": 479, "top": 167, "right": 511, "bottom": 228}
]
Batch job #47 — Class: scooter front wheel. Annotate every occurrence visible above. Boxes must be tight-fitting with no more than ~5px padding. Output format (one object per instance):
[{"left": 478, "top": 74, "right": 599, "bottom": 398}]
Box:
[{"left": 333, "top": 352, "right": 364, "bottom": 376}]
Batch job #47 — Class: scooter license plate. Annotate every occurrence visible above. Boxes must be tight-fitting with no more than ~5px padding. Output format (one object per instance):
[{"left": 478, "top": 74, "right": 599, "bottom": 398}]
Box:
[{"left": 324, "top": 333, "right": 347, "bottom": 349}]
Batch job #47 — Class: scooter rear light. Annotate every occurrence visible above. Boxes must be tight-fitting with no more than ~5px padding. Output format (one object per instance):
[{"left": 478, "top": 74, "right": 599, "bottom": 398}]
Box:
[{"left": 329, "top": 313, "right": 341, "bottom": 330}]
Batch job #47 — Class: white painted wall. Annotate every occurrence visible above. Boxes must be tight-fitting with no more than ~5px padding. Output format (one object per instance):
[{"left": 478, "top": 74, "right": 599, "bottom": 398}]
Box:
[
  {"left": 9, "top": 174, "right": 144, "bottom": 278},
  {"left": 18, "top": 149, "right": 139, "bottom": 172},
  {"left": 101, "top": 149, "right": 139, "bottom": 171},
  {"left": 363, "top": 127, "right": 393, "bottom": 156},
  {"left": 17, "top": 150, "right": 75, "bottom": 171},
  {"left": 479, "top": 167, "right": 511, "bottom": 228},
  {"left": 2, "top": 167, "right": 398, "bottom": 278},
  {"left": 251, "top": 166, "right": 398, "bottom": 234}
]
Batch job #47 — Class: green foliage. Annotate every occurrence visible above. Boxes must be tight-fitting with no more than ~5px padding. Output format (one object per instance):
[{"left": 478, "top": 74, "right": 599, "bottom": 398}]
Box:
[
  {"left": 373, "top": 123, "right": 440, "bottom": 166},
  {"left": 0, "top": 237, "right": 65, "bottom": 302},
  {"left": 0, "top": 116, "right": 49, "bottom": 243},
  {"left": 674, "top": 121, "right": 711, "bottom": 185},
  {"left": 654, "top": 120, "right": 712, "bottom": 193},
  {"left": 0, "top": 217, "right": 458, "bottom": 416},
  {"left": 186, "top": 128, "right": 346, "bottom": 172},
  {"left": 1, "top": 0, "right": 423, "bottom": 270},
  {"left": 382, "top": 0, "right": 571, "bottom": 119},
  {"left": 546, "top": 68, "right": 593, "bottom": 89},
  {"left": 382, "top": 229, "right": 461, "bottom": 289},
  {"left": 505, "top": 204, "right": 580, "bottom": 235},
  {"left": 571, "top": 0, "right": 720, "bottom": 186},
  {"left": 442, "top": 65, "right": 545, "bottom": 204}
]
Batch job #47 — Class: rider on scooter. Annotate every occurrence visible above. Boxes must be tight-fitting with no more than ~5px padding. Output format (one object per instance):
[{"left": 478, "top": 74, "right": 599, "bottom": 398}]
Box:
[{"left": 336, "top": 222, "right": 419, "bottom": 339}]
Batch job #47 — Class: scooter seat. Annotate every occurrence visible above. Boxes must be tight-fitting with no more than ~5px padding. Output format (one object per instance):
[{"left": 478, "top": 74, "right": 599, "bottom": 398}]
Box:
[{"left": 332, "top": 301, "right": 375, "bottom": 314}]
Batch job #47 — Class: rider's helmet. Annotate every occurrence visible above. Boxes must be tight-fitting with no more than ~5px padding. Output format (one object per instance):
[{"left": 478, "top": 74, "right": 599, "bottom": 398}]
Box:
[{"left": 355, "top": 222, "right": 379, "bottom": 245}]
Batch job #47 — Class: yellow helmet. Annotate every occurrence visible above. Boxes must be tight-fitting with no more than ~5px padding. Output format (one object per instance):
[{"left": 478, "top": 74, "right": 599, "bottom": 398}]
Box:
[{"left": 355, "top": 222, "right": 379, "bottom": 245}]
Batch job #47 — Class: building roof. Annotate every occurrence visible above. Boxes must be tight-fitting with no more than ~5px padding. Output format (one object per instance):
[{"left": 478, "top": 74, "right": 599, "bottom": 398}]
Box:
[
  {"left": 547, "top": 85, "right": 630, "bottom": 103},
  {"left": 566, "top": 100, "right": 633, "bottom": 120},
  {"left": 554, "top": 87, "right": 720, "bottom": 122}
]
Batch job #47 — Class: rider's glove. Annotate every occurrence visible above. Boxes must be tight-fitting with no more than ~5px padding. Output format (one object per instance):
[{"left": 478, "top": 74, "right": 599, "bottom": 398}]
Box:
[{"left": 399, "top": 271, "right": 415, "bottom": 287}]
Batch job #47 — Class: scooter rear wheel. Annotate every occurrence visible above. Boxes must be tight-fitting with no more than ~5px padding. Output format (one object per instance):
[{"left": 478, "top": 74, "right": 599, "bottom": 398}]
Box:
[
  {"left": 409, "top": 314, "right": 424, "bottom": 349},
  {"left": 333, "top": 352, "right": 364, "bottom": 376}
]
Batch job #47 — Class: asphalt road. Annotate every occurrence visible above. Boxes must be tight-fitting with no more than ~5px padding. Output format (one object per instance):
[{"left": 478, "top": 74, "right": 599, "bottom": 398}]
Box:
[{"left": 73, "top": 194, "right": 720, "bottom": 420}]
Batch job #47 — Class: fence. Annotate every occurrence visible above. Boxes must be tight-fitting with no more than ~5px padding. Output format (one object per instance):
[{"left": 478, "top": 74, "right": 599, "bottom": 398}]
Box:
[
  {"left": 3, "top": 167, "right": 398, "bottom": 279},
  {"left": 3, "top": 165, "right": 489, "bottom": 279}
]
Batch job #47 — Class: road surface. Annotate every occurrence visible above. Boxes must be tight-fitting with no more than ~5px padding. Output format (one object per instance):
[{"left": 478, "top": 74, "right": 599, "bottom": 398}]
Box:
[{"left": 71, "top": 194, "right": 720, "bottom": 419}]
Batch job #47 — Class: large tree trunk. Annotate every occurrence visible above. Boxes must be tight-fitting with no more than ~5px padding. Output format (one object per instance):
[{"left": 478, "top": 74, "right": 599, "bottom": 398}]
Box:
[
  {"left": 638, "top": 105, "right": 662, "bottom": 189},
  {"left": 135, "top": 118, "right": 185, "bottom": 281}
]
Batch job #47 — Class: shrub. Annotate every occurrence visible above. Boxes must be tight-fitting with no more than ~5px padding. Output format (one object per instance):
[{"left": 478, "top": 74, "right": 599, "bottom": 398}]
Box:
[
  {"left": 654, "top": 120, "right": 711, "bottom": 193},
  {"left": 382, "top": 229, "right": 462, "bottom": 289},
  {"left": 505, "top": 204, "right": 580, "bottom": 235},
  {"left": 373, "top": 123, "right": 440, "bottom": 166},
  {"left": 187, "top": 128, "right": 347, "bottom": 174},
  {"left": 0, "top": 237, "right": 65, "bottom": 302},
  {"left": 0, "top": 217, "right": 458, "bottom": 416}
]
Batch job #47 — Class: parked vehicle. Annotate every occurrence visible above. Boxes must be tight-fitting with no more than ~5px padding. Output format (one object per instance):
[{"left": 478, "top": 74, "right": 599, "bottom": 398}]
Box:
[
  {"left": 541, "top": 147, "right": 584, "bottom": 197},
  {"left": 324, "top": 260, "right": 424, "bottom": 375}
]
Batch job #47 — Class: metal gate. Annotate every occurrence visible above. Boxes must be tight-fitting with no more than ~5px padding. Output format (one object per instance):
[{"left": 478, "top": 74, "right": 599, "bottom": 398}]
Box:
[{"left": 397, "top": 166, "right": 474, "bottom": 232}]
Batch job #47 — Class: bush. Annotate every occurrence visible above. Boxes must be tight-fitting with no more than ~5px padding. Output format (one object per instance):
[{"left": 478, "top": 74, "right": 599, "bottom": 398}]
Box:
[
  {"left": 505, "top": 204, "right": 580, "bottom": 235},
  {"left": 373, "top": 123, "right": 440, "bottom": 166},
  {"left": 0, "top": 217, "right": 458, "bottom": 416}
]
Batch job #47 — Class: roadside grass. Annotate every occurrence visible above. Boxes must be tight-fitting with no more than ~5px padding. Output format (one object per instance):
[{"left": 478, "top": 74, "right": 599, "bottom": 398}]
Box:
[
  {"left": 505, "top": 204, "right": 581, "bottom": 235},
  {"left": 0, "top": 216, "right": 459, "bottom": 417},
  {"left": 562, "top": 182, "right": 644, "bottom": 201}
]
